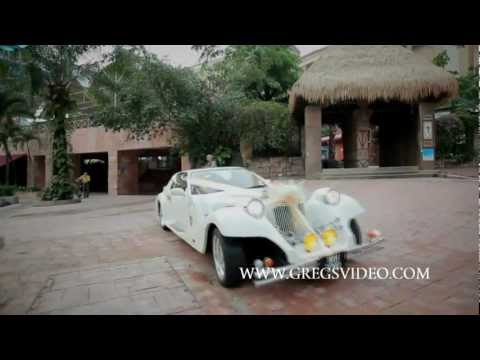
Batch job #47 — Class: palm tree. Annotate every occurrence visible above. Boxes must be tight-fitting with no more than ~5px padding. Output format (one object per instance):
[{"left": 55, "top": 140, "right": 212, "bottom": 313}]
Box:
[{"left": 25, "top": 45, "right": 101, "bottom": 200}]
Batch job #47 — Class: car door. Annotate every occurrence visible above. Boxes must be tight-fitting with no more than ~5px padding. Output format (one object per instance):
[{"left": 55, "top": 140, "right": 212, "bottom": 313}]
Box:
[
  {"left": 187, "top": 189, "right": 209, "bottom": 252},
  {"left": 169, "top": 172, "right": 189, "bottom": 233}
]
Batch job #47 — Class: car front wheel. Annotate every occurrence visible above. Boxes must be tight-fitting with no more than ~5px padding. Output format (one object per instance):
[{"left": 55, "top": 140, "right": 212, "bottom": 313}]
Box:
[
  {"left": 212, "top": 228, "right": 246, "bottom": 288},
  {"left": 350, "top": 219, "right": 362, "bottom": 245}
]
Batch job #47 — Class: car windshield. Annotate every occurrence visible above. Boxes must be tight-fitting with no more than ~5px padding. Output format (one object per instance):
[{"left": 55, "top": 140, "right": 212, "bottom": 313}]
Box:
[{"left": 190, "top": 168, "right": 266, "bottom": 194}]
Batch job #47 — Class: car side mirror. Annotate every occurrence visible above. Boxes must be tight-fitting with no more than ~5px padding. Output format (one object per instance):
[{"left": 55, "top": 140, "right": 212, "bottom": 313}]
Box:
[{"left": 171, "top": 188, "right": 186, "bottom": 197}]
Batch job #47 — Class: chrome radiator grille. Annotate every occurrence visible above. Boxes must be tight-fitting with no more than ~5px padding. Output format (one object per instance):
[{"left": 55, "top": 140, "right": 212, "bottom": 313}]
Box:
[{"left": 272, "top": 203, "right": 296, "bottom": 235}]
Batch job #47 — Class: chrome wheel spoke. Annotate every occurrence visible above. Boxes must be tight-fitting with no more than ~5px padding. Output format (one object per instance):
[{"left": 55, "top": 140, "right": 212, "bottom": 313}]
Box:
[
  {"left": 326, "top": 254, "right": 342, "bottom": 269},
  {"left": 213, "top": 235, "right": 225, "bottom": 280}
]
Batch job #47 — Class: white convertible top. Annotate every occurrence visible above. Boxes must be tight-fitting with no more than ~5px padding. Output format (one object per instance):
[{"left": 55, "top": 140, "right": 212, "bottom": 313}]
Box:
[{"left": 185, "top": 167, "right": 246, "bottom": 174}]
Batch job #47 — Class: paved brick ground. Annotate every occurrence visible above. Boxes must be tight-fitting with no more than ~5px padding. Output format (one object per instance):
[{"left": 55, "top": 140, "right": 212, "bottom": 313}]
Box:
[
  {"left": 439, "top": 166, "right": 477, "bottom": 179},
  {"left": 0, "top": 177, "right": 477, "bottom": 315}
]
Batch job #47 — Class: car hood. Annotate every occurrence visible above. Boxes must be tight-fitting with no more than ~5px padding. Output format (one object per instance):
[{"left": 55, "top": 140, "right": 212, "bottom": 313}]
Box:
[
  {"left": 196, "top": 188, "right": 267, "bottom": 212},
  {"left": 195, "top": 182, "right": 310, "bottom": 213}
]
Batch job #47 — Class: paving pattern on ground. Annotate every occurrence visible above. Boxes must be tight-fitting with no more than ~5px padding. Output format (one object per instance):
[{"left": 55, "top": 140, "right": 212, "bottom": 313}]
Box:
[{"left": 0, "top": 177, "right": 477, "bottom": 315}]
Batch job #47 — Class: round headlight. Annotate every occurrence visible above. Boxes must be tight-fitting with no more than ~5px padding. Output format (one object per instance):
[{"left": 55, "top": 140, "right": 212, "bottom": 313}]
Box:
[
  {"left": 245, "top": 199, "right": 265, "bottom": 218},
  {"left": 324, "top": 190, "right": 341, "bottom": 205}
]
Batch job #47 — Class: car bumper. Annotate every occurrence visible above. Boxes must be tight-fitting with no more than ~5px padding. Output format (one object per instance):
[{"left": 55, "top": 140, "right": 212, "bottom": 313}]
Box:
[{"left": 253, "top": 235, "right": 385, "bottom": 287}]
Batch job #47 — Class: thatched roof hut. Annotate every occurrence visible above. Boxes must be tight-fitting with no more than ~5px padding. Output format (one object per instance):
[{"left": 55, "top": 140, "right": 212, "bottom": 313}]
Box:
[{"left": 289, "top": 45, "right": 459, "bottom": 115}]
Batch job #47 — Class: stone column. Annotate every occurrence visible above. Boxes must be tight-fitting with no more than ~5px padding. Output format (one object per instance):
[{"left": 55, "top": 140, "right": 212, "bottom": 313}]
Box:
[
  {"left": 26, "top": 156, "right": 35, "bottom": 188},
  {"left": 300, "top": 125, "right": 306, "bottom": 159},
  {"left": 352, "top": 103, "right": 373, "bottom": 168},
  {"left": 304, "top": 106, "right": 323, "bottom": 178},
  {"left": 45, "top": 153, "right": 53, "bottom": 186},
  {"left": 71, "top": 154, "right": 82, "bottom": 179},
  {"left": 117, "top": 151, "right": 139, "bottom": 195},
  {"left": 342, "top": 117, "right": 354, "bottom": 168},
  {"left": 418, "top": 103, "right": 436, "bottom": 170},
  {"left": 466, "top": 45, "right": 479, "bottom": 72},
  {"left": 44, "top": 132, "right": 53, "bottom": 186},
  {"left": 474, "top": 130, "right": 480, "bottom": 161},
  {"left": 108, "top": 151, "right": 118, "bottom": 195},
  {"left": 33, "top": 156, "right": 46, "bottom": 189},
  {"left": 181, "top": 155, "right": 191, "bottom": 171}
]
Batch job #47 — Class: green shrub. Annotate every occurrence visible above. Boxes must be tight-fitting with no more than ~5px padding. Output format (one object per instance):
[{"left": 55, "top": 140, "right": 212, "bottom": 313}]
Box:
[
  {"left": 41, "top": 176, "right": 78, "bottom": 201},
  {"left": 236, "top": 101, "right": 299, "bottom": 157},
  {"left": 213, "top": 146, "right": 233, "bottom": 166},
  {"left": 0, "top": 185, "right": 16, "bottom": 197}
]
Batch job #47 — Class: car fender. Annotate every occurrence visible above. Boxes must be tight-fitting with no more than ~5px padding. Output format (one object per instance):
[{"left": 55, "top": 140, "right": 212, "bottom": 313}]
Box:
[
  {"left": 201, "top": 206, "right": 289, "bottom": 253},
  {"left": 155, "top": 193, "right": 165, "bottom": 208},
  {"left": 156, "top": 192, "right": 171, "bottom": 219},
  {"left": 305, "top": 188, "right": 365, "bottom": 227}
]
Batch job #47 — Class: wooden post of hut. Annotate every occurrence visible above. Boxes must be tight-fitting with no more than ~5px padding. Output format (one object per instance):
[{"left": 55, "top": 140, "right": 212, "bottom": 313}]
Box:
[
  {"left": 304, "top": 106, "right": 323, "bottom": 177},
  {"left": 418, "top": 103, "right": 437, "bottom": 170}
]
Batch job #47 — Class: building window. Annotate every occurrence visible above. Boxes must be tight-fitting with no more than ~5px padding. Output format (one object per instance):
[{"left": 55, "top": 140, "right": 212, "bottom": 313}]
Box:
[{"left": 138, "top": 155, "right": 171, "bottom": 170}]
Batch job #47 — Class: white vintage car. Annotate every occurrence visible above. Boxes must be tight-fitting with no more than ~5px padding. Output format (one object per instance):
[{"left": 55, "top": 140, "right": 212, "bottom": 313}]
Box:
[{"left": 155, "top": 167, "right": 384, "bottom": 287}]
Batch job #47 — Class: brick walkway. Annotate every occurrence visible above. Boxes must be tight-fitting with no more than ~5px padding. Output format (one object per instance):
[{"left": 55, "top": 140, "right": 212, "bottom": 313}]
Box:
[
  {"left": 439, "top": 166, "right": 477, "bottom": 178},
  {"left": 28, "top": 258, "right": 199, "bottom": 315},
  {"left": 0, "top": 177, "right": 477, "bottom": 315}
]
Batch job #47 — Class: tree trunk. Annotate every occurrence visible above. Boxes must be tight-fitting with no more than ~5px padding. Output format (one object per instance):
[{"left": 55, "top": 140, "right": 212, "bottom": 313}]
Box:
[
  {"left": 44, "top": 82, "right": 76, "bottom": 200},
  {"left": 240, "top": 139, "right": 254, "bottom": 166},
  {"left": 52, "top": 115, "right": 69, "bottom": 177}
]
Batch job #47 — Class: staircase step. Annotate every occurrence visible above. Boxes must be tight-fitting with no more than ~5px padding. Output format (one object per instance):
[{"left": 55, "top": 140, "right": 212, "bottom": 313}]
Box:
[
  {"left": 322, "top": 166, "right": 419, "bottom": 175},
  {"left": 313, "top": 170, "right": 440, "bottom": 180}
]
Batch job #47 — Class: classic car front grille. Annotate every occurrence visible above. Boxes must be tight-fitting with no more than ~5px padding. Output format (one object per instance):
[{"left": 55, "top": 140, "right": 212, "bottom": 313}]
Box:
[{"left": 272, "top": 203, "right": 296, "bottom": 235}]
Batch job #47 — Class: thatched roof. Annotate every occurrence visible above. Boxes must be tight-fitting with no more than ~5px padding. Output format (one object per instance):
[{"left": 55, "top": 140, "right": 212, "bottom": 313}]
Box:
[{"left": 290, "top": 45, "right": 459, "bottom": 114}]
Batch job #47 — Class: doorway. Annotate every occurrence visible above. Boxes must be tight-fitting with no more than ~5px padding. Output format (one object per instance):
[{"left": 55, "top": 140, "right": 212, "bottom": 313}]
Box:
[
  {"left": 138, "top": 149, "right": 181, "bottom": 195},
  {"left": 34, "top": 156, "right": 46, "bottom": 189},
  {"left": 0, "top": 155, "right": 27, "bottom": 186},
  {"left": 80, "top": 153, "right": 108, "bottom": 193},
  {"left": 371, "top": 102, "right": 419, "bottom": 167}
]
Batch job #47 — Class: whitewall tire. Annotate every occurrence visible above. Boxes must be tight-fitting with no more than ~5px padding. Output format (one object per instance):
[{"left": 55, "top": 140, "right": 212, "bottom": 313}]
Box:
[{"left": 211, "top": 228, "right": 246, "bottom": 288}]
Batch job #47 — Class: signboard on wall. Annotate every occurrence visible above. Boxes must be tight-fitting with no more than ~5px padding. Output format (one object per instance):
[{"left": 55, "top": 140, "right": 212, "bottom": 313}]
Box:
[
  {"left": 357, "top": 129, "right": 369, "bottom": 150},
  {"left": 423, "top": 120, "right": 433, "bottom": 140},
  {"left": 357, "top": 129, "right": 370, "bottom": 159},
  {"left": 423, "top": 113, "right": 434, "bottom": 148},
  {"left": 422, "top": 148, "right": 435, "bottom": 161}
]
